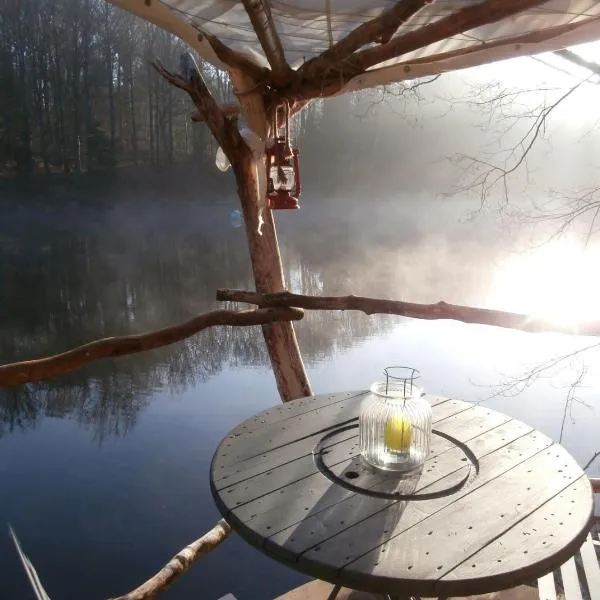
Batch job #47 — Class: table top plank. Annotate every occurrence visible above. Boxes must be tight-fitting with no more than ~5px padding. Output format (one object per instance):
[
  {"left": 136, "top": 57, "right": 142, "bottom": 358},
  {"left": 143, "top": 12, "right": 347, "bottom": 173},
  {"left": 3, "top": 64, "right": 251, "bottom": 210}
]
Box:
[
  {"left": 212, "top": 395, "right": 462, "bottom": 491},
  {"left": 269, "top": 421, "right": 545, "bottom": 565},
  {"left": 231, "top": 419, "right": 494, "bottom": 548},
  {"left": 221, "top": 401, "right": 512, "bottom": 535},
  {"left": 219, "top": 436, "right": 358, "bottom": 511},
  {"left": 441, "top": 478, "right": 593, "bottom": 591},
  {"left": 209, "top": 392, "right": 594, "bottom": 598},
  {"left": 213, "top": 391, "right": 367, "bottom": 468},
  {"left": 213, "top": 394, "right": 456, "bottom": 475},
  {"left": 294, "top": 430, "right": 553, "bottom": 580},
  {"left": 338, "top": 445, "right": 585, "bottom": 596}
]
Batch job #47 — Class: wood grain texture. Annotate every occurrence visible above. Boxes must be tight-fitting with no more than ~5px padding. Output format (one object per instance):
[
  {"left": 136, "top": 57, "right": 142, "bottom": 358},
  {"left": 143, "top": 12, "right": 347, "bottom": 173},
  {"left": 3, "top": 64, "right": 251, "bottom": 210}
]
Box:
[
  {"left": 579, "top": 533, "right": 600, "bottom": 600},
  {"left": 108, "top": 519, "right": 232, "bottom": 600},
  {"left": 216, "top": 289, "right": 600, "bottom": 337},
  {"left": 0, "top": 307, "right": 303, "bottom": 387},
  {"left": 338, "top": 449, "right": 587, "bottom": 596},
  {"left": 537, "top": 572, "right": 557, "bottom": 600},
  {"left": 559, "top": 557, "right": 583, "bottom": 600},
  {"left": 210, "top": 393, "right": 593, "bottom": 598}
]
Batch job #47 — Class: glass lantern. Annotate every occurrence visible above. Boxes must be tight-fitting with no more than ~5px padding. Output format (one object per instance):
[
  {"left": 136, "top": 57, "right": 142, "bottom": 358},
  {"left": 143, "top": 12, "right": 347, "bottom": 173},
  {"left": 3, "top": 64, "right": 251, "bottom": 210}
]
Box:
[
  {"left": 269, "top": 164, "right": 295, "bottom": 191},
  {"left": 359, "top": 367, "right": 432, "bottom": 473}
]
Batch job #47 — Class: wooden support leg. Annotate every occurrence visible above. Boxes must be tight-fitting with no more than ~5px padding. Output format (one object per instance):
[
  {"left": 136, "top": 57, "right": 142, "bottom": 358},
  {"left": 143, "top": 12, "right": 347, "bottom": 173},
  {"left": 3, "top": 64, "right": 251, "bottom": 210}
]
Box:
[
  {"left": 230, "top": 69, "right": 312, "bottom": 402},
  {"left": 326, "top": 584, "right": 343, "bottom": 600}
]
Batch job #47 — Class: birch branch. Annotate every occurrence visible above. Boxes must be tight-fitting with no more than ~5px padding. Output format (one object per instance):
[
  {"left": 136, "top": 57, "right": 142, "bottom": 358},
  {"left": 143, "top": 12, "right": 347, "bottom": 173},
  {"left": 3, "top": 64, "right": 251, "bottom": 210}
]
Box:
[
  {"left": 241, "top": 0, "right": 292, "bottom": 85},
  {"left": 203, "top": 32, "right": 269, "bottom": 83},
  {"left": 108, "top": 519, "right": 232, "bottom": 600},
  {"left": 351, "top": 0, "right": 548, "bottom": 73},
  {"left": 216, "top": 289, "right": 600, "bottom": 337},
  {"left": 298, "top": 0, "right": 429, "bottom": 82},
  {"left": 152, "top": 61, "right": 239, "bottom": 159},
  {"left": 0, "top": 307, "right": 303, "bottom": 387},
  {"left": 293, "top": 0, "right": 548, "bottom": 100}
]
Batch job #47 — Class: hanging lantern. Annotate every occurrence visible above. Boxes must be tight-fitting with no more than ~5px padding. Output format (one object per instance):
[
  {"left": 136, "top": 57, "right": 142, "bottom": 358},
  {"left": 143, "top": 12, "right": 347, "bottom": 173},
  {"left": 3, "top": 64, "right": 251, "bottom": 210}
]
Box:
[{"left": 265, "top": 104, "right": 301, "bottom": 210}]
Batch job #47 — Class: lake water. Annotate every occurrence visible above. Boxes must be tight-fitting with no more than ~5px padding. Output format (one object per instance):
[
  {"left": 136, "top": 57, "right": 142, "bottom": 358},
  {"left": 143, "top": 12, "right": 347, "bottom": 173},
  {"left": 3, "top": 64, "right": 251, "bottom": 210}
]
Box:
[{"left": 0, "top": 184, "right": 599, "bottom": 600}]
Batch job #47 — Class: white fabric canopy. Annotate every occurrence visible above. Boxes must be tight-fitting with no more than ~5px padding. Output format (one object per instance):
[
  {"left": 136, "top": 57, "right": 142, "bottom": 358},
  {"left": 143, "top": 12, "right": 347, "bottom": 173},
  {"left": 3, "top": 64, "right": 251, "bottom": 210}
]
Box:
[{"left": 111, "top": 0, "right": 600, "bottom": 92}]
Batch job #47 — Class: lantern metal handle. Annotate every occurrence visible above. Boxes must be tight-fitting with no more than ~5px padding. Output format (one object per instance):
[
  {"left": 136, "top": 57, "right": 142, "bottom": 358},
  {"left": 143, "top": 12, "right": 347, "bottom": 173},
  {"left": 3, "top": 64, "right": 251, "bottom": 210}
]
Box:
[{"left": 383, "top": 366, "right": 421, "bottom": 397}]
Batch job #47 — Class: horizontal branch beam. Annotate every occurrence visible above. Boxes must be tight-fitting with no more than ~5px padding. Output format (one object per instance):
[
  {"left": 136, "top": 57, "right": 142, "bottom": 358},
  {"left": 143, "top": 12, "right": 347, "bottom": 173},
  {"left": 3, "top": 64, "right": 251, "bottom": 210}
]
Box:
[
  {"left": 0, "top": 307, "right": 303, "bottom": 387},
  {"left": 203, "top": 32, "right": 269, "bottom": 82},
  {"left": 216, "top": 289, "right": 600, "bottom": 337},
  {"left": 298, "top": 0, "right": 429, "bottom": 83},
  {"left": 292, "top": 0, "right": 548, "bottom": 101},
  {"left": 108, "top": 519, "right": 232, "bottom": 600},
  {"left": 555, "top": 48, "right": 600, "bottom": 77}
]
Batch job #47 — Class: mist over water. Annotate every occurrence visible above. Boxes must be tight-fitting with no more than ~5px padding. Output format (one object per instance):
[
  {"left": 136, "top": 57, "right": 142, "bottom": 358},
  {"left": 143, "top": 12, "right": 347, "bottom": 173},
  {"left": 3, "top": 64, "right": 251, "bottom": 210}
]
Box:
[{"left": 2, "top": 54, "right": 600, "bottom": 599}]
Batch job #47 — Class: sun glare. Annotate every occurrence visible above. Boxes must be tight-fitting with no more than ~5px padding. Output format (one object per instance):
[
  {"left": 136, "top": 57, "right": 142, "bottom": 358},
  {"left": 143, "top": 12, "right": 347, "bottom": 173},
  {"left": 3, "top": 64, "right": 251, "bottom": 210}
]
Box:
[{"left": 487, "top": 239, "right": 600, "bottom": 328}]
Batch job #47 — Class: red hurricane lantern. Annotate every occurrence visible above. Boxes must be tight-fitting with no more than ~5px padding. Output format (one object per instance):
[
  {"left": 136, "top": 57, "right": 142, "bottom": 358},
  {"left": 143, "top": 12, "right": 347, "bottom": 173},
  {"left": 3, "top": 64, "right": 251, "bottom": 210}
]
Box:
[{"left": 265, "top": 104, "right": 301, "bottom": 210}]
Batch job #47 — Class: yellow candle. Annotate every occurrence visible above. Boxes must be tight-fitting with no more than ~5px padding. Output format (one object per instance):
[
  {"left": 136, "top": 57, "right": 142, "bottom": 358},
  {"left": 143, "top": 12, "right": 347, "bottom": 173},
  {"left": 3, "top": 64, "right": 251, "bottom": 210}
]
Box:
[{"left": 384, "top": 416, "right": 413, "bottom": 451}]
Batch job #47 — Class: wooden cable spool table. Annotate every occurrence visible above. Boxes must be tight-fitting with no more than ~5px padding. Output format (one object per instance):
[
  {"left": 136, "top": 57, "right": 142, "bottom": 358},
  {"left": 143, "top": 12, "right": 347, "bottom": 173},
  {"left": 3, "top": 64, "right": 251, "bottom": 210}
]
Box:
[{"left": 210, "top": 392, "right": 594, "bottom": 598}]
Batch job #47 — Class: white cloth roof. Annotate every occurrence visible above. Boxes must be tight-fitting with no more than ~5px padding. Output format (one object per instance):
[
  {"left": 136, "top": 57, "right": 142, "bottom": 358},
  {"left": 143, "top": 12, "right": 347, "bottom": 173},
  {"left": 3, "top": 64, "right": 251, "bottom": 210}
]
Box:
[{"left": 110, "top": 0, "right": 600, "bottom": 92}]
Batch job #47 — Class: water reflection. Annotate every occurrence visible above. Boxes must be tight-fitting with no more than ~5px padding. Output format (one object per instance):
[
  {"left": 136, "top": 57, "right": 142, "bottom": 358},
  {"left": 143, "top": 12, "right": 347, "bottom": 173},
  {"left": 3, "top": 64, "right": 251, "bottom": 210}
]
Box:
[
  {"left": 1, "top": 190, "right": 598, "bottom": 441},
  {"left": 0, "top": 195, "right": 417, "bottom": 439}
]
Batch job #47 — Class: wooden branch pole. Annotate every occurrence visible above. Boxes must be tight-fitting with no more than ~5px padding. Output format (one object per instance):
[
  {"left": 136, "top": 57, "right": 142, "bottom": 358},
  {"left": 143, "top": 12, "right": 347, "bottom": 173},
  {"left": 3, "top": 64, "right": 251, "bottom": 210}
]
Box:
[
  {"left": 0, "top": 307, "right": 303, "bottom": 387},
  {"left": 298, "top": 0, "right": 429, "bottom": 82},
  {"left": 216, "top": 289, "right": 600, "bottom": 337},
  {"left": 153, "top": 60, "right": 311, "bottom": 402},
  {"left": 241, "top": 0, "right": 293, "bottom": 85},
  {"left": 292, "top": 0, "right": 550, "bottom": 101},
  {"left": 108, "top": 519, "right": 232, "bottom": 600},
  {"left": 229, "top": 69, "right": 312, "bottom": 401}
]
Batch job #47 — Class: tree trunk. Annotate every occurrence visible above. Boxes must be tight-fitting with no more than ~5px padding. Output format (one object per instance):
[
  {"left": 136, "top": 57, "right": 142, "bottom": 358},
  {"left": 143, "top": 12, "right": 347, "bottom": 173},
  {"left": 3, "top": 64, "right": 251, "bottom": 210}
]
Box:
[
  {"left": 229, "top": 70, "right": 312, "bottom": 402},
  {"left": 233, "top": 154, "right": 312, "bottom": 401}
]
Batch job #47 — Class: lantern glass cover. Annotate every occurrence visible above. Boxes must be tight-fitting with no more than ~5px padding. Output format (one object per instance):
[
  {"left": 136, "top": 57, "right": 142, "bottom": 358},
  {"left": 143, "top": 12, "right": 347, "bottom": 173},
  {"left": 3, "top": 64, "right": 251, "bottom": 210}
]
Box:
[
  {"left": 359, "top": 368, "right": 432, "bottom": 473},
  {"left": 270, "top": 165, "right": 295, "bottom": 191}
]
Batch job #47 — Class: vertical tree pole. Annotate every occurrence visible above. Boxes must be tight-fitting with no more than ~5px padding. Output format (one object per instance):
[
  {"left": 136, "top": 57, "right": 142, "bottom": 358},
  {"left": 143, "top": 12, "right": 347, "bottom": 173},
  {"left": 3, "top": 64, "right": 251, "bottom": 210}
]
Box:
[
  {"left": 229, "top": 70, "right": 312, "bottom": 401},
  {"left": 153, "top": 61, "right": 312, "bottom": 402}
]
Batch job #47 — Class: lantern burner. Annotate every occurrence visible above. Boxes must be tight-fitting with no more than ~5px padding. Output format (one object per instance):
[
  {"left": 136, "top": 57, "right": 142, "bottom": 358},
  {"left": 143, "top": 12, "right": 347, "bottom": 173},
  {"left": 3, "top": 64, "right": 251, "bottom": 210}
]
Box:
[{"left": 266, "top": 104, "right": 301, "bottom": 210}]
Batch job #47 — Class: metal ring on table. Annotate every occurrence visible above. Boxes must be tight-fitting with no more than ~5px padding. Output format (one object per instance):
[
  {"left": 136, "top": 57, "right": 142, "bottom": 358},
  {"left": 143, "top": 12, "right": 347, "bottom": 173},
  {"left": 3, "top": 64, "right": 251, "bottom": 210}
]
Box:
[{"left": 313, "top": 421, "right": 479, "bottom": 501}]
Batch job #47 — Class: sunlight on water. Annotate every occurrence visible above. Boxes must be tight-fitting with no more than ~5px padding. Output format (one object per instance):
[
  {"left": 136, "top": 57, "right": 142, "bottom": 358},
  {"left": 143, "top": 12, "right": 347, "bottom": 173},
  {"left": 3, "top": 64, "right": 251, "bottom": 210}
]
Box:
[{"left": 487, "top": 238, "right": 600, "bottom": 327}]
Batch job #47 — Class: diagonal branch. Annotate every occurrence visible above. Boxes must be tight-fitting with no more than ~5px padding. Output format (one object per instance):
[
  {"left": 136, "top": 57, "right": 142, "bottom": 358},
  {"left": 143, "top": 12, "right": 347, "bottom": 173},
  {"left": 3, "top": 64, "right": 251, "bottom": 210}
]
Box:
[
  {"left": 353, "top": 0, "right": 549, "bottom": 71},
  {"left": 216, "top": 289, "right": 600, "bottom": 337},
  {"left": 108, "top": 520, "right": 232, "bottom": 600},
  {"left": 298, "top": 0, "right": 430, "bottom": 83},
  {"left": 152, "top": 61, "right": 233, "bottom": 154},
  {"left": 241, "top": 0, "right": 293, "bottom": 85},
  {"left": 555, "top": 48, "right": 600, "bottom": 78},
  {"left": 294, "top": 0, "right": 548, "bottom": 100},
  {"left": 203, "top": 31, "right": 270, "bottom": 83},
  {"left": 0, "top": 307, "right": 304, "bottom": 387}
]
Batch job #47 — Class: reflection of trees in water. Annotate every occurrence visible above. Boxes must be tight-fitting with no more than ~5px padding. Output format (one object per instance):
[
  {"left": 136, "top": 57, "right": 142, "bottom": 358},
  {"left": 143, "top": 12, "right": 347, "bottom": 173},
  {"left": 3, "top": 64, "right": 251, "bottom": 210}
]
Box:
[{"left": 0, "top": 198, "right": 393, "bottom": 437}]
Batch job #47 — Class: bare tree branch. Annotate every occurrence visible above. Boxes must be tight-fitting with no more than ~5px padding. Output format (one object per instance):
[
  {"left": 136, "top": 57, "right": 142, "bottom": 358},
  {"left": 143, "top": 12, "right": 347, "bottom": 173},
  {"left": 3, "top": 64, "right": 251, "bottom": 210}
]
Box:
[
  {"left": 152, "top": 60, "right": 240, "bottom": 161},
  {"left": 241, "top": 0, "right": 293, "bottom": 85},
  {"left": 555, "top": 49, "right": 600, "bottom": 79},
  {"left": 202, "top": 32, "right": 269, "bottom": 83},
  {"left": 216, "top": 289, "right": 600, "bottom": 336},
  {"left": 584, "top": 453, "right": 600, "bottom": 472},
  {"left": 292, "top": 0, "right": 548, "bottom": 100},
  {"left": 479, "top": 341, "right": 600, "bottom": 401},
  {"left": 298, "top": 0, "right": 429, "bottom": 84},
  {"left": 108, "top": 519, "right": 232, "bottom": 600},
  {"left": 0, "top": 307, "right": 304, "bottom": 387},
  {"left": 558, "top": 364, "right": 588, "bottom": 443},
  {"left": 452, "top": 77, "right": 588, "bottom": 209}
]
